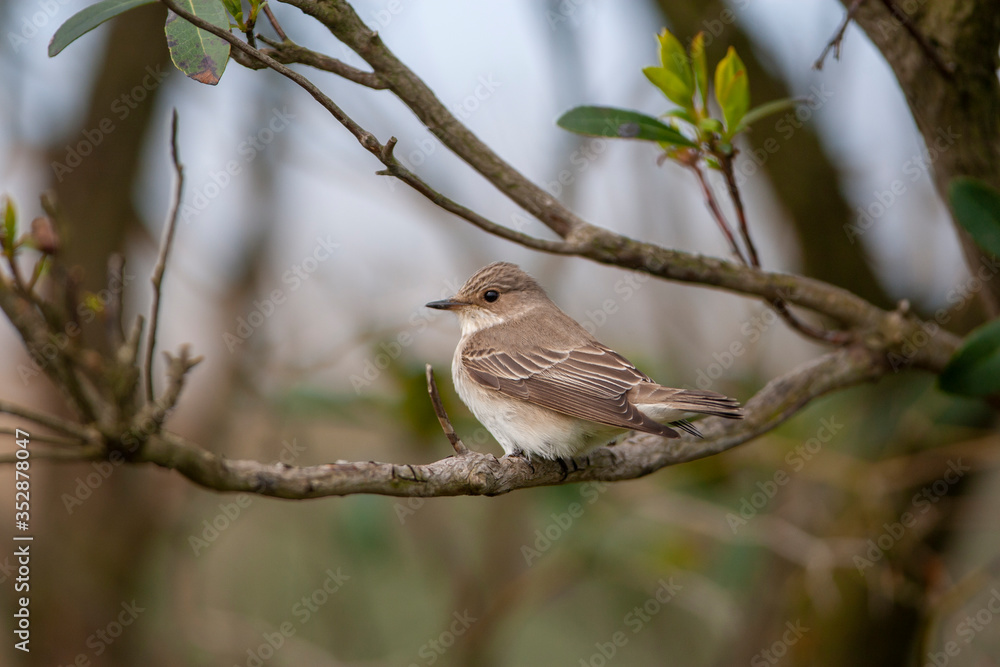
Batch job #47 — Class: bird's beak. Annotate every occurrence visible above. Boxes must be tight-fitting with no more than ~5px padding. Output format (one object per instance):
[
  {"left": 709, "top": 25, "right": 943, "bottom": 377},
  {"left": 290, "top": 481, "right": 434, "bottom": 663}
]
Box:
[{"left": 425, "top": 297, "right": 467, "bottom": 310}]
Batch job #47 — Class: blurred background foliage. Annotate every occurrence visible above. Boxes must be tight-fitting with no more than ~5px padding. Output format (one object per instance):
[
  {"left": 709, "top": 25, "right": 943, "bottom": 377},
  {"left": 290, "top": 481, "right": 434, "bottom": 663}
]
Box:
[{"left": 0, "top": 0, "right": 998, "bottom": 665}]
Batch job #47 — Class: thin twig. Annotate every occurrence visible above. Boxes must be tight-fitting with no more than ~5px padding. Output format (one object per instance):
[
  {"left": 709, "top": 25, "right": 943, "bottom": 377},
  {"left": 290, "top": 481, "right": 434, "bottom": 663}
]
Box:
[
  {"left": 718, "top": 155, "right": 760, "bottom": 268},
  {"left": 0, "top": 427, "right": 86, "bottom": 448},
  {"left": 145, "top": 110, "right": 184, "bottom": 403},
  {"left": 426, "top": 364, "right": 468, "bottom": 456},
  {"left": 0, "top": 444, "right": 104, "bottom": 463},
  {"left": 256, "top": 36, "right": 387, "bottom": 89},
  {"left": 262, "top": 2, "right": 288, "bottom": 41},
  {"left": 878, "top": 0, "right": 954, "bottom": 78},
  {"left": 717, "top": 155, "right": 851, "bottom": 345},
  {"left": 107, "top": 253, "right": 126, "bottom": 349},
  {"left": 0, "top": 400, "right": 93, "bottom": 440},
  {"left": 814, "top": 0, "right": 866, "bottom": 70},
  {"left": 688, "top": 163, "right": 748, "bottom": 265}
]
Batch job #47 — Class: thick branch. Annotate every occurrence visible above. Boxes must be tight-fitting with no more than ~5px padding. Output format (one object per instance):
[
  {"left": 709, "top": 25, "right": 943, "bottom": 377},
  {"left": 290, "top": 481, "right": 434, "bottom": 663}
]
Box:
[
  {"left": 135, "top": 347, "right": 882, "bottom": 498},
  {"left": 842, "top": 0, "right": 1000, "bottom": 315}
]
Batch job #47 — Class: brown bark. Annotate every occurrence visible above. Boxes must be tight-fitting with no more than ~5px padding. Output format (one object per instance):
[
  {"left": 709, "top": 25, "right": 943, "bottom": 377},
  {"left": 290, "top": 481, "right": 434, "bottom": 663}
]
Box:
[{"left": 846, "top": 0, "right": 1000, "bottom": 315}]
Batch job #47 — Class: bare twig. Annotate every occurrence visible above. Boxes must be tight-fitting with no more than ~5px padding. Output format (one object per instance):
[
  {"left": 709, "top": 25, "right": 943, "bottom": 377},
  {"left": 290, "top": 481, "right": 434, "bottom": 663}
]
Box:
[
  {"left": 135, "top": 345, "right": 202, "bottom": 435},
  {"left": 0, "top": 400, "right": 93, "bottom": 440},
  {"left": 718, "top": 155, "right": 760, "bottom": 268},
  {"left": 815, "top": 0, "right": 866, "bottom": 70},
  {"left": 256, "top": 36, "right": 387, "bottom": 89},
  {"left": 145, "top": 110, "right": 184, "bottom": 403},
  {"left": 107, "top": 253, "right": 126, "bottom": 349},
  {"left": 262, "top": 3, "right": 288, "bottom": 41},
  {"left": 0, "top": 444, "right": 104, "bottom": 463},
  {"left": 426, "top": 364, "right": 469, "bottom": 456},
  {"left": 0, "top": 427, "right": 84, "bottom": 448},
  {"left": 688, "top": 163, "right": 748, "bottom": 265}
]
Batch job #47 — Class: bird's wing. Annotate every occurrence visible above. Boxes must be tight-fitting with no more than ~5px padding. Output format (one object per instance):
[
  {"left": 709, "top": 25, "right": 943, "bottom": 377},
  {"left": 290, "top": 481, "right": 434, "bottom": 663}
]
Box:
[{"left": 461, "top": 342, "right": 680, "bottom": 438}]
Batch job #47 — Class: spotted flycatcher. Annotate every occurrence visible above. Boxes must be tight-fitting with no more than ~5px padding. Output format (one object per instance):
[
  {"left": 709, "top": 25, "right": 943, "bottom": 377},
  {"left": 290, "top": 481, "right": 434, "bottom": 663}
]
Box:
[{"left": 427, "top": 262, "right": 743, "bottom": 460}]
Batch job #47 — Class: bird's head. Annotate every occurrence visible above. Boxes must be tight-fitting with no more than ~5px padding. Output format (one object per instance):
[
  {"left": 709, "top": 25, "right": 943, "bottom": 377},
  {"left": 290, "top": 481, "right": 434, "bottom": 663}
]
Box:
[{"left": 426, "top": 262, "right": 549, "bottom": 334}]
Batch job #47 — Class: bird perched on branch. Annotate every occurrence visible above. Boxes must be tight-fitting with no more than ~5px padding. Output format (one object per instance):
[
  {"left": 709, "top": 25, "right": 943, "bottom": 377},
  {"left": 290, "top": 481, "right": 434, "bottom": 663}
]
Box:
[{"left": 427, "top": 262, "right": 743, "bottom": 460}]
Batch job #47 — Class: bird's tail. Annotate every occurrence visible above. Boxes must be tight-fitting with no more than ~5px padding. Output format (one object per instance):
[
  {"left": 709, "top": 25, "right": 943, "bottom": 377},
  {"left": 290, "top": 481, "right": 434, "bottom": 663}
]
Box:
[
  {"left": 668, "top": 389, "right": 744, "bottom": 420},
  {"left": 667, "top": 389, "right": 743, "bottom": 438}
]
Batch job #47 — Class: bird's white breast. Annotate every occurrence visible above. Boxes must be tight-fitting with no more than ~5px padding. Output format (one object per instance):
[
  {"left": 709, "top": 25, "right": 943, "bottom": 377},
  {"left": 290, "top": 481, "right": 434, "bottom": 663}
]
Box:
[{"left": 456, "top": 307, "right": 506, "bottom": 337}]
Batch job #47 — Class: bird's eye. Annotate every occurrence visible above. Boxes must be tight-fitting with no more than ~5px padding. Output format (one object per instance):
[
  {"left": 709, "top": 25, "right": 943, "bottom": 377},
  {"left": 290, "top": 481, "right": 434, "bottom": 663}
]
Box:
[{"left": 483, "top": 290, "right": 499, "bottom": 303}]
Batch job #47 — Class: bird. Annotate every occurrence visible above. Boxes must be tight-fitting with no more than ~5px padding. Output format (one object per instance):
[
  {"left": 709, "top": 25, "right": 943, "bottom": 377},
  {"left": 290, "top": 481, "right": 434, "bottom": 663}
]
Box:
[{"left": 426, "top": 262, "right": 743, "bottom": 460}]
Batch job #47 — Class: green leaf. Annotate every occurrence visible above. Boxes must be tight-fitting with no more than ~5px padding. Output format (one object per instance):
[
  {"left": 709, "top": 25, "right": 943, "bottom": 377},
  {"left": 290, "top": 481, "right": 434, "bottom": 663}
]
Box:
[
  {"left": 663, "top": 108, "right": 696, "bottom": 125},
  {"left": 940, "top": 318, "right": 1000, "bottom": 397},
  {"left": 643, "top": 67, "right": 694, "bottom": 110},
  {"left": 49, "top": 0, "right": 156, "bottom": 57},
  {"left": 714, "top": 46, "right": 750, "bottom": 135},
  {"left": 697, "top": 117, "right": 724, "bottom": 134},
  {"left": 734, "top": 97, "right": 804, "bottom": 133},
  {"left": 690, "top": 32, "right": 708, "bottom": 112},
  {"left": 654, "top": 28, "right": 693, "bottom": 108},
  {"left": 1, "top": 196, "right": 15, "bottom": 249},
  {"left": 950, "top": 178, "right": 1000, "bottom": 257},
  {"left": 557, "top": 106, "right": 696, "bottom": 147},
  {"left": 219, "top": 0, "right": 243, "bottom": 23},
  {"left": 165, "top": 0, "right": 231, "bottom": 85}
]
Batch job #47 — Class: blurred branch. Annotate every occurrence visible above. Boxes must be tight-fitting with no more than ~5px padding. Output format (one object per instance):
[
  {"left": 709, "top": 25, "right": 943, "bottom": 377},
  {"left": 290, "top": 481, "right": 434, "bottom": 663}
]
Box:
[
  {"left": 145, "top": 110, "right": 183, "bottom": 403},
  {"left": 839, "top": 0, "right": 1000, "bottom": 315},
  {"left": 814, "top": 0, "right": 866, "bottom": 70}
]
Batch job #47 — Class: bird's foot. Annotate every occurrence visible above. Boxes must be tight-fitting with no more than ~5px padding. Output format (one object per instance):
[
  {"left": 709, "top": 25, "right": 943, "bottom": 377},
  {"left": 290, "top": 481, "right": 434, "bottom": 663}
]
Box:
[{"left": 503, "top": 448, "right": 535, "bottom": 473}]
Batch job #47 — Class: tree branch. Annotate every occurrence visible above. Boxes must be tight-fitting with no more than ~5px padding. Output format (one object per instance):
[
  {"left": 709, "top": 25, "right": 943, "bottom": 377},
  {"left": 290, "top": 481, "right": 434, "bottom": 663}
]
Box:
[
  {"left": 157, "top": 0, "right": 960, "bottom": 375},
  {"left": 841, "top": 0, "right": 1000, "bottom": 315},
  {"left": 134, "top": 347, "right": 882, "bottom": 498},
  {"left": 145, "top": 109, "right": 183, "bottom": 403}
]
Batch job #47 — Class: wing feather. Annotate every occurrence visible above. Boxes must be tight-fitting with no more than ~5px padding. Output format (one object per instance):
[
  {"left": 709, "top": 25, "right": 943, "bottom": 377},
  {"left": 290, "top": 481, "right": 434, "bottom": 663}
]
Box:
[{"left": 462, "top": 343, "right": 679, "bottom": 438}]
